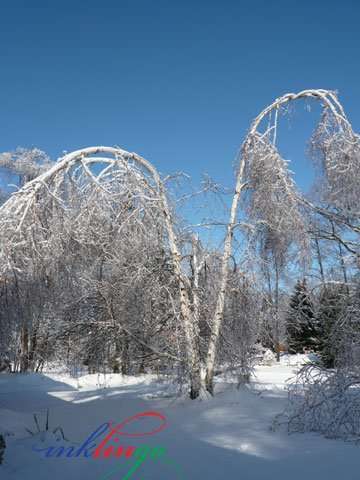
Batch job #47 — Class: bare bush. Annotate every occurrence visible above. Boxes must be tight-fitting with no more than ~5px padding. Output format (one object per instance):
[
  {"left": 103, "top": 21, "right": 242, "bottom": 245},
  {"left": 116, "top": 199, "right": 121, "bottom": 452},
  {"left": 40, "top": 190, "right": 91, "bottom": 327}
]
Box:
[{"left": 277, "top": 364, "right": 360, "bottom": 442}]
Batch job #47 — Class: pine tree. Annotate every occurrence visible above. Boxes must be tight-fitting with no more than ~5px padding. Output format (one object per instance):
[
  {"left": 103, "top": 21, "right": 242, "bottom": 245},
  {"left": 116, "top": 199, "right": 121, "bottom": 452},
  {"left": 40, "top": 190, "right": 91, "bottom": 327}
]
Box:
[
  {"left": 317, "top": 284, "right": 349, "bottom": 368},
  {"left": 286, "top": 279, "right": 318, "bottom": 353}
]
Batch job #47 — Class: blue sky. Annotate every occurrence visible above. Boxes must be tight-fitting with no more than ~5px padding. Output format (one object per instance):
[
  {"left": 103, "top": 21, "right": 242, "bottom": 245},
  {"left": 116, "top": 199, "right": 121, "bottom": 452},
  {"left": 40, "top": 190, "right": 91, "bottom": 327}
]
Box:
[{"left": 1, "top": 0, "right": 359, "bottom": 205}]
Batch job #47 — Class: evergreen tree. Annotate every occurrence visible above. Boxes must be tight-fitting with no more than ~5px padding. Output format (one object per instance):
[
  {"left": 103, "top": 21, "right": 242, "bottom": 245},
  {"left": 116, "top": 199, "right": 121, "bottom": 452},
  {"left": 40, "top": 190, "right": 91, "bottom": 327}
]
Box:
[
  {"left": 286, "top": 279, "right": 318, "bottom": 353},
  {"left": 317, "top": 284, "right": 350, "bottom": 368}
]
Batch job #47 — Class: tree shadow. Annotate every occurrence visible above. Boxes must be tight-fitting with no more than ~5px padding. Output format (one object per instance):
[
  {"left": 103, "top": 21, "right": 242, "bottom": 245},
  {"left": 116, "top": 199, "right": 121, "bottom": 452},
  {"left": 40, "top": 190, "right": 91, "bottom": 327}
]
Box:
[{"left": 0, "top": 373, "right": 76, "bottom": 413}]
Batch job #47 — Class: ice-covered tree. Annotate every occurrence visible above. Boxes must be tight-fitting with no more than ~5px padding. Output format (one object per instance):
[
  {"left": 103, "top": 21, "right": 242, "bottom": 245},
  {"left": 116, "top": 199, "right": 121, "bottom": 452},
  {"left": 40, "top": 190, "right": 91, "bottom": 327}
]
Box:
[
  {"left": 0, "top": 147, "right": 52, "bottom": 203},
  {"left": 205, "top": 89, "right": 360, "bottom": 394},
  {"left": 0, "top": 146, "right": 202, "bottom": 397}
]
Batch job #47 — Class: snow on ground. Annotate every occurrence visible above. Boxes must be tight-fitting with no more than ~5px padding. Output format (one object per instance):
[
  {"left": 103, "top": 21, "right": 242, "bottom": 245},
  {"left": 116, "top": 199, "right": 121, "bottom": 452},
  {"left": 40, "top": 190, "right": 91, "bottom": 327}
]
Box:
[{"left": 0, "top": 360, "right": 359, "bottom": 480}]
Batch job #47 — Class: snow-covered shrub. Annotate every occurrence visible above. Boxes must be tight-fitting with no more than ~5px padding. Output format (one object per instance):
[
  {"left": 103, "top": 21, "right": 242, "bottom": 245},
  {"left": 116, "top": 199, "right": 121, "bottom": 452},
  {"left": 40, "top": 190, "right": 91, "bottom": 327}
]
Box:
[
  {"left": 277, "top": 364, "right": 360, "bottom": 441},
  {"left": 261, "top": 349, "right": 277, "bottom": 366}
]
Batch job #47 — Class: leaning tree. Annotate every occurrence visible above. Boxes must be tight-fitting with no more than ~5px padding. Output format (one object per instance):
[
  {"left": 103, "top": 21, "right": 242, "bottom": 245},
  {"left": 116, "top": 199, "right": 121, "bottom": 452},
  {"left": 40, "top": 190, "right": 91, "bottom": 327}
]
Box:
[
  {"left": 205, "top": 89, "right": 360, "bottom": 394},
  {"left": 0, "top": 146, "right": 203, "bottom": 398}
]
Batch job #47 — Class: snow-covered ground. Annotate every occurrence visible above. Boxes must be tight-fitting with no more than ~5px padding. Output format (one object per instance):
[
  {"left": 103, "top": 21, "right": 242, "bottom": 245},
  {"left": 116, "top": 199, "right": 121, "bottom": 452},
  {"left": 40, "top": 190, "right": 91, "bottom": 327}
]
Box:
[{"left": 0, "top": 359, "right": 359, "bottom": 479}]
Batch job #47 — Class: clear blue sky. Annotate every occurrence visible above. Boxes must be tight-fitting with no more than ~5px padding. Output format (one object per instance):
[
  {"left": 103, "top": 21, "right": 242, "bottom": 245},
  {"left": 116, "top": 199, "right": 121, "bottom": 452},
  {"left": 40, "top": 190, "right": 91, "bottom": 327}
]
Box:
[{"left": 1, "top": 0, "right": 359, "bottom": 198}]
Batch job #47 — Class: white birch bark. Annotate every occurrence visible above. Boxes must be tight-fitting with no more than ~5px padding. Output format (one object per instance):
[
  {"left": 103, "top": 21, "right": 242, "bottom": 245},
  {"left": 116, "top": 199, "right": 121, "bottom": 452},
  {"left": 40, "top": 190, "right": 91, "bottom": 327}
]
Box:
[{"left": 205, "top": 154, "right": 247, "bottom": 393}]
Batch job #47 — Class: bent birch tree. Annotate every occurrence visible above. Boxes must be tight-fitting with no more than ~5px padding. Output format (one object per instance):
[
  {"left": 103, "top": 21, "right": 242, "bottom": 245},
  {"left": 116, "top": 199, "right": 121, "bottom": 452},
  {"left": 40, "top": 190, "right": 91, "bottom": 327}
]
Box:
[
  {"left": 0, "top": 146, "right": 202, "bottom": 398},
  {"left": 205, "top": 89, "right": 360, "bottom": 394}
]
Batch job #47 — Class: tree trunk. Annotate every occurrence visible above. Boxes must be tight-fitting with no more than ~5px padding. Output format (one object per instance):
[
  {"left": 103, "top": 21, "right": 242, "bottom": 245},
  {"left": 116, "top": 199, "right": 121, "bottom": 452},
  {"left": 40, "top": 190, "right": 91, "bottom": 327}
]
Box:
[
  {"left": 159, "top": 187, "right": 202, "bottom": 398},
  {"left": 314, "top": 237, "right": 326, "bottom": 286},
  {"left": 205, "top": 155, "right": 246, "bottom": 394},
  {"left": 20, "top": 323, "right": 29, "bottom": 373},
  {"left": 28, "top": 320, "right": 39, "bottom": 371},
  {"left": 121, "top": 332, "right": 130, "bottom": 375}
]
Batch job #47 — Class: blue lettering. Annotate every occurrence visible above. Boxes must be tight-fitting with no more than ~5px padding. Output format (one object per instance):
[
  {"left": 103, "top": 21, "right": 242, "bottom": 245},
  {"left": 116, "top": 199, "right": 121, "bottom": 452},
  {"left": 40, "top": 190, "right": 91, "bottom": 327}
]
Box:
[{"left": 74, "top": 422, "right": 110, "bottom": 458}]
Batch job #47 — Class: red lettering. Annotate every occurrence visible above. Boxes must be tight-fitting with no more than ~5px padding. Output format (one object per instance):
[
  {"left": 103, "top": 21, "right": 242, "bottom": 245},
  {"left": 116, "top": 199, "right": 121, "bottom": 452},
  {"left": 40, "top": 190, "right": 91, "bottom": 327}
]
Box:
[
  {"left": 92, "top": 411, "right": 166, "bottom": 459},
  {"left": 103, "top": 446, "right": 114, "bottom": 458},
  {"left": 115, "top": 446, "right": 124, "bottom": 457},
  {"left": 125, "top": 446, "right": 136, "bottom": 458}
]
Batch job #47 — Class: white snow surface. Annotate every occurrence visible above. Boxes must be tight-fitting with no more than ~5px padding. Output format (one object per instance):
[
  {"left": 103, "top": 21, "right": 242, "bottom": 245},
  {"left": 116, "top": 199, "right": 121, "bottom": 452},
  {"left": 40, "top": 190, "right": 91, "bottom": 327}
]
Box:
[{"left": 0, "top": 359, "right": 358, "bottom": 479}]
